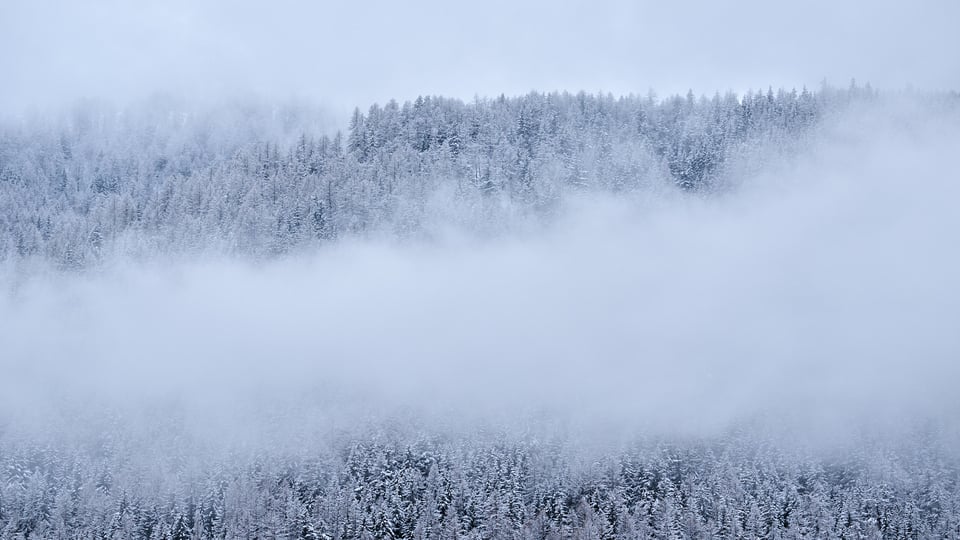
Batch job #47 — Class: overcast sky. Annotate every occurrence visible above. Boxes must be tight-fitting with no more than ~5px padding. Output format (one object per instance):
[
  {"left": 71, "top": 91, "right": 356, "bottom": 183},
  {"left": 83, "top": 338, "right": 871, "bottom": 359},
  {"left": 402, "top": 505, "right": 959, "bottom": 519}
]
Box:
[{"left": 2, "top": 0, "right": 959, "bottom": 115}]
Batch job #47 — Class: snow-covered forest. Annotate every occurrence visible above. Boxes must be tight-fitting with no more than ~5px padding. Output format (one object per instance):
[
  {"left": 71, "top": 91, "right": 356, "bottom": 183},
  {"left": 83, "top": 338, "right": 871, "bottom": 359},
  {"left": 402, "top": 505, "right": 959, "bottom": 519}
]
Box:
[
  {"left": 0, "top": 85, "right": 881, "bottom": 270},
  {"left": 4, "top": 0, "right": 960, "bottom": 535},
  {"left": 2, "top": 85, "right": 960, "bottom": 539},
  {"left": 2, "top": 419, "right": 958, "bottom": 539}
]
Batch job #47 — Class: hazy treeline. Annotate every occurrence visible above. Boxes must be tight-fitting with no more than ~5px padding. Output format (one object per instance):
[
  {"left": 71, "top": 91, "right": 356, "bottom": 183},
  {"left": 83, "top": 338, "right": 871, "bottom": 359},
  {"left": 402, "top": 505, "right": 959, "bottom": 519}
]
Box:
[
  {"left": 3, "top": 85, "right": 960, "bottom": 540},
  {"left": 0, "top": 85, "right": 878, "bottom": 268},
  {"left": 1, "top": 423, "right": 958, "bottom": 539}
]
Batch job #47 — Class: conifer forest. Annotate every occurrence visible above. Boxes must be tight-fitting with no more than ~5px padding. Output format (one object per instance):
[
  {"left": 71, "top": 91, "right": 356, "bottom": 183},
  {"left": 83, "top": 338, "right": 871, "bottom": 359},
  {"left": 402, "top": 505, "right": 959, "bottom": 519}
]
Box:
[{"left": 2, "top": 1, "right": 960, "bottom": 538}]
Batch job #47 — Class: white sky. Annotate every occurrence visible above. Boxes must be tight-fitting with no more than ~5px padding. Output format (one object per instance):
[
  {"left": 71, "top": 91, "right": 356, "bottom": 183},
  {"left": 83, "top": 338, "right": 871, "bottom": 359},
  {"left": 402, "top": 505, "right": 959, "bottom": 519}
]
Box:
[{"left": 2, "top": 0, "right": 959, "bottom": 115}]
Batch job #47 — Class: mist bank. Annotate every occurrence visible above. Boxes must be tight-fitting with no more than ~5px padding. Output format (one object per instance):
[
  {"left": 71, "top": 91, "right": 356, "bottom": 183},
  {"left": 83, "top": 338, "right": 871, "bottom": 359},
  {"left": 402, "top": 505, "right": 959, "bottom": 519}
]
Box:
[{"left": 2, "top": 95, "right": 959, "bottom": 450}]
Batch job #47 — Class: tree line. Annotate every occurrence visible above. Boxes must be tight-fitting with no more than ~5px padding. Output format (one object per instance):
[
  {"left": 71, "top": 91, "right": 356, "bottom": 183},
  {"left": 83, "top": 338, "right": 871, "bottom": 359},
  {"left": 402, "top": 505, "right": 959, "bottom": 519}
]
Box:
[
  {"left": 1, "top": 423, "right": 957, "bottom": 539},
  {"left": 0, "top": 85, "right": 878, "bottom": 269}
]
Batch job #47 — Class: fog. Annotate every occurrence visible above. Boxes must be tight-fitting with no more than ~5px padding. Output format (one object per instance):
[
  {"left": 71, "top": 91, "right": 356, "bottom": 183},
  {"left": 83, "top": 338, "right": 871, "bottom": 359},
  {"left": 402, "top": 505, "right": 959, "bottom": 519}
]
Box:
[
  {"left": 2, "top": 99, "right": 958, "bottom": 453},
  {"left": 3, "top": 0, "right": 959, "bottom": 118}
]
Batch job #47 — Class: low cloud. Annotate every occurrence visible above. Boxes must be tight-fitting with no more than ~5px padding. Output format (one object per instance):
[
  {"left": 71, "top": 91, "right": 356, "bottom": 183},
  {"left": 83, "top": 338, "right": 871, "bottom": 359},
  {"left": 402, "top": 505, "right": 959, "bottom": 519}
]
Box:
[{"left": 2, "top": 99, "right": 958, "bottom": 452}]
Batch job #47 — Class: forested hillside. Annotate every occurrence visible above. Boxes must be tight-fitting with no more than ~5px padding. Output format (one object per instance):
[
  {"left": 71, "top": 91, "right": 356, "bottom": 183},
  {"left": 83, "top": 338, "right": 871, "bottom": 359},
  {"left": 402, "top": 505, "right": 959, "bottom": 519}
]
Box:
[
  {"left": 4, "top": 0, "right": 960, "bottom": 536},
  {"left": 0, "top": 86, "right": 874, "bottom": 267},
  {"left": 3, "top": 85, "right": 960, "bottom": 540},
  {"left": 2, "top": 421, "right": 959, "bottom": 539}
]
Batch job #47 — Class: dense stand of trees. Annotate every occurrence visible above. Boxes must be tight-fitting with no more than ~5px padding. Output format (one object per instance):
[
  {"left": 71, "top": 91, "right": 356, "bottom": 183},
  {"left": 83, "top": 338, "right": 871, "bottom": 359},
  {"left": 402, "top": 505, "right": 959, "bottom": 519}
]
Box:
[
  {"left": 1, "top": 423, "right": 958, "bottom": 539},
  {"left": 7, "top": 86, "right": 960, "bottom": 539},
  {"left": 0, "top": 86, "right": 877, "bottom": 268}
]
